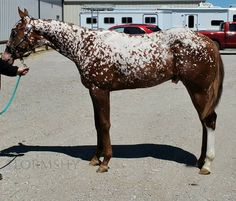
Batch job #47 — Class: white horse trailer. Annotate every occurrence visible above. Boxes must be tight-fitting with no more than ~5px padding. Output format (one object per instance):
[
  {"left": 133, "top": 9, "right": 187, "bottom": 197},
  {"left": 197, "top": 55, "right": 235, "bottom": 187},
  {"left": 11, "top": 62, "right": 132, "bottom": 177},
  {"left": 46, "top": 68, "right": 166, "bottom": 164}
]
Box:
[
  {"left": 79, "top": 6, "right": 236, "bottom": 31},
  {"left": 80, "top": 9, "right": 159, "bottom": 30},
  {"left": 157, "top": 7, "right": 236, "bottom": 30}
]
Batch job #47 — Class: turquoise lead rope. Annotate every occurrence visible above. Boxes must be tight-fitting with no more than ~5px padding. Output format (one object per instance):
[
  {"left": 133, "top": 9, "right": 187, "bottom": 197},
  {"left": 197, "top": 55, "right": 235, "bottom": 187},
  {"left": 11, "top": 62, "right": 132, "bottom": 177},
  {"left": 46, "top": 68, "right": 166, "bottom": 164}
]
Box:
[{"left": 0, "top": 75, "right": 21, "bottom": 115}]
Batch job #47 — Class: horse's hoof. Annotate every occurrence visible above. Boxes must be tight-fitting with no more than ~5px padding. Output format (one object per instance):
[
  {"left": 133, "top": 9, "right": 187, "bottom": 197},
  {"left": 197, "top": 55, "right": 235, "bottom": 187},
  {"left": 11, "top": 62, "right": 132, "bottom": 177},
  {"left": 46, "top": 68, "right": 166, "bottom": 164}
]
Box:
[
  {"left": 89, "top": 158, "right": 101, "bottom": 166},
  {"left": 199, "top": 167, "right": 211, "bottom": 175},
  {"left": 96, "top": 165, "right": 109, "bottom": 173}
]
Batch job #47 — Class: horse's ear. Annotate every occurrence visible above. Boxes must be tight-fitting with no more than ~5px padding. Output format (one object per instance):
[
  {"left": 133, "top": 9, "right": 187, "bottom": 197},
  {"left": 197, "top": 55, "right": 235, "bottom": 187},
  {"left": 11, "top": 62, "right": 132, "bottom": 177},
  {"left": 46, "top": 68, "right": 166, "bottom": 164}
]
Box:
[
  {"left": 18, "top": 7, "right": 29, "bottom": 18},
  {"left": 18, "top": 7, "right": 26, "bottom": 18},
  {"left": 24, "top": 8, "right": 29, "bottom": 16}
]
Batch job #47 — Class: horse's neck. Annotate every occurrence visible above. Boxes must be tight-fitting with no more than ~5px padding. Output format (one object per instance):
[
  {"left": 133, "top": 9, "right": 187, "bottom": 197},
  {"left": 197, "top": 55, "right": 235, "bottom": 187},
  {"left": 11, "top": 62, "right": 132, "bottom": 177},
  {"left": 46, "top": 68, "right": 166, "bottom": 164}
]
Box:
[{"left": 33, "top": 19, "right": 85, "bottom": 61}]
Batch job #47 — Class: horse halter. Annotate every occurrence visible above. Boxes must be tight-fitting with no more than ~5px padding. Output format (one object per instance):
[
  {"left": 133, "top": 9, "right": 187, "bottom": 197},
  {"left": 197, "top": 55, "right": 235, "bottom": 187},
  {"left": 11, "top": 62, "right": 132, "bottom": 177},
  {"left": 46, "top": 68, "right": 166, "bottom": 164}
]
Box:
[{"left": 7, "top": 20, "right": 34, "bottom": 59}]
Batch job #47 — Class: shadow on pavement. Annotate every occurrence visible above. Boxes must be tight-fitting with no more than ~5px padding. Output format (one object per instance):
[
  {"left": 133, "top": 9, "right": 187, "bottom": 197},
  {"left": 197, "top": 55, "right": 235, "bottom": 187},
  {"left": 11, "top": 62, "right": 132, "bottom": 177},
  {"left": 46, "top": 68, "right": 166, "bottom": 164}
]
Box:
[{"left": 1, "top": 143, "right": 197, "bottom": 167}]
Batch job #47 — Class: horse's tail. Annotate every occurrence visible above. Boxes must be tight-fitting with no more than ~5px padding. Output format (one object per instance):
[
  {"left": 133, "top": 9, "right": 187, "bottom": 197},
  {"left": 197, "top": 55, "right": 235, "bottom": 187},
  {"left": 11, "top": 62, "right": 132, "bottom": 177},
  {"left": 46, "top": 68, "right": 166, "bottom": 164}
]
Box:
[
  {"left": 201, "top": 50, "right": 224, "bottom": 119},
  {"left": 202, "top": 50, "right": 224, "bottom": 120},
  {"left": 214, "top": 55, "right": 224, "bottom": 107}
]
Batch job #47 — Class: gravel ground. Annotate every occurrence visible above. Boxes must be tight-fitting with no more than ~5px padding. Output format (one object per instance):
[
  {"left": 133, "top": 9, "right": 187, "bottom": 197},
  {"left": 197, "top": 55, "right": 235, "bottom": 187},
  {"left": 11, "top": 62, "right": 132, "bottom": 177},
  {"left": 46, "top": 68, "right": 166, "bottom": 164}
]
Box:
[{"left": 0, "top": 50, "right": 235, "bottom": 201}]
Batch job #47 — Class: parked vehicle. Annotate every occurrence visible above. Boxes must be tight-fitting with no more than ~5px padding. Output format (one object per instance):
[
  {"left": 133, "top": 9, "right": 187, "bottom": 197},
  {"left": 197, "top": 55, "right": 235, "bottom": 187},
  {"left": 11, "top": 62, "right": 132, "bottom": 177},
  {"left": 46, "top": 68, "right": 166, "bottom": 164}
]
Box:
[
  {"left": 108, "top": 24, "right": 161, "bottom": 34},
  {"left": 79, "top": 3, "right": 236, "bottom": 31},
  {"left": 198, "top": 22, "right": 236, "bottom": 49}
]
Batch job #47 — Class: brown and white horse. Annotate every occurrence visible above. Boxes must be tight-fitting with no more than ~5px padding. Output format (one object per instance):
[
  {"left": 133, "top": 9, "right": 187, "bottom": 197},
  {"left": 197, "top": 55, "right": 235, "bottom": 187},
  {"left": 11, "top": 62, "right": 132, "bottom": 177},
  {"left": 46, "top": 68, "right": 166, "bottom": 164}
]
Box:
[{"left": 2, "top": 8, "right": 224, "bottom": 174}]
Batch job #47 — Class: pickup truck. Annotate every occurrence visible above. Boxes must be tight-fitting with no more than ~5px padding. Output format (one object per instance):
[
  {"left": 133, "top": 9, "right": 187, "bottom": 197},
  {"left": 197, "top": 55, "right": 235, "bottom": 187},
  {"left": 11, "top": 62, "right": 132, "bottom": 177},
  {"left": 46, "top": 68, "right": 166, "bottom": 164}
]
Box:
[{"left": 198, "top": 22, "right": 236, "bottom": 49}]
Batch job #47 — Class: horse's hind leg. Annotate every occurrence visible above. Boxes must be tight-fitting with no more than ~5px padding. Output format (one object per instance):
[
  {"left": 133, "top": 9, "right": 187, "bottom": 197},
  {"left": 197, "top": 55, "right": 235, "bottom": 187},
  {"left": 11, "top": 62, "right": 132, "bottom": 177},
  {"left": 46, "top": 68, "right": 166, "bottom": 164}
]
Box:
[
  {"left": 198, "top": 112, "right": 217, "bottom": 174},
  {"left": 184, "top": 84, "right": 217, "bottom": 175}
]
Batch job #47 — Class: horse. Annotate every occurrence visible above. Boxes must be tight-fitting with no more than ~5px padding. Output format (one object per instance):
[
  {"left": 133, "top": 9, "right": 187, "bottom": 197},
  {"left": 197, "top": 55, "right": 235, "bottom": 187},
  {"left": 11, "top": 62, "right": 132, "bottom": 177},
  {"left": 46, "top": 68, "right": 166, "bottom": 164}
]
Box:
[{"left": 2, "top": 8, "right": 224, "bottom": 174}]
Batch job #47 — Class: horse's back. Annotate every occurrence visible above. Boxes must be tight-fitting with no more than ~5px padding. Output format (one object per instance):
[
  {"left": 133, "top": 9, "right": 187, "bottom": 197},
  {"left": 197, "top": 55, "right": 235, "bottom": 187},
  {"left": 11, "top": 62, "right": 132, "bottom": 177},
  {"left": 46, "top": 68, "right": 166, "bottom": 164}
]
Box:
[{"left": 80, "top": 28, "right": 221, "bottom": 91}]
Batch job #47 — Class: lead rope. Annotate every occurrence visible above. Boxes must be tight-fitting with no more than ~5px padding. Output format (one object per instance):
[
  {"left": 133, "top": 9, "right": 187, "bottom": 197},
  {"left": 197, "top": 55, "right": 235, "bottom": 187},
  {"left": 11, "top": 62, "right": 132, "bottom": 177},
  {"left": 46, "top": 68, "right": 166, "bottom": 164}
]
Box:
[
  {"left": 0, "top": 60, "right": 25, "bottom": 180},
  {"left": 0, "top": 59, "right": 26, "bottom": 115},
  {"left": 0, "top": 76, "right": 21, "bottom": 115}
]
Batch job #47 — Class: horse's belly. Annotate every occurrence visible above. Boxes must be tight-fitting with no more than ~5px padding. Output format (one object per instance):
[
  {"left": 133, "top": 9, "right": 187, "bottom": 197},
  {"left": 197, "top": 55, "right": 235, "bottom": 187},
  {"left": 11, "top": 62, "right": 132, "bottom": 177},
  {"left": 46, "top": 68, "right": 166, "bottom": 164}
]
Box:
[
  {"left": 112, "top": 76, "right": 171, "bottom": 90},
  {"left": 111, "top": 64, "right": 174, "bottom": 90}
]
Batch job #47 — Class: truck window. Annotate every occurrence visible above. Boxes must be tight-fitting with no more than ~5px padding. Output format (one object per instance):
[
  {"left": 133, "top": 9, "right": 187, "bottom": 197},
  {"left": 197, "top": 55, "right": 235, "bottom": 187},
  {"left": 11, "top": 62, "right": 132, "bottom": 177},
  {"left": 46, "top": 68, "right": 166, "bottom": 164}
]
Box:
[
  {"left": 220, "top": 23, "right": 224, "bottom": 31},
  {"left": 145, "top": 17, "right": 156, "bottom": 24},
  {"left": 148, "top": 26, "right": 161, "bottom": 32},
  {"left": 229, "top": 24, "right": 236, "bottom": 31},
  {"left": 113, "top": 28, "right": 124, "bottom": 33},
  {"left": 211, "top": 20, "right": 224, "bottom": 26},
  {"left": 233, "top": 15, "right": 236, "bottom": 22},
  {"left": 122, "top": 17, "right": 132, "bottom": 24},
  {"left": 104, "top": 17, "right": 115, "bottom": 24},
  {"left": 124, "top": 27, "right": 145, "bottom": 34}
]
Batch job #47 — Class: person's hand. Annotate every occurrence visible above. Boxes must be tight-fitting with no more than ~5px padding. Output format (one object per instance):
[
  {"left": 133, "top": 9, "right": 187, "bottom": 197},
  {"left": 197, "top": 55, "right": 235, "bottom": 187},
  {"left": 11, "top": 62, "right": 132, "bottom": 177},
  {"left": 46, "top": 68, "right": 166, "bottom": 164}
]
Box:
[{"left": 17, "top": 66, "right": 29, "bottom": 76}]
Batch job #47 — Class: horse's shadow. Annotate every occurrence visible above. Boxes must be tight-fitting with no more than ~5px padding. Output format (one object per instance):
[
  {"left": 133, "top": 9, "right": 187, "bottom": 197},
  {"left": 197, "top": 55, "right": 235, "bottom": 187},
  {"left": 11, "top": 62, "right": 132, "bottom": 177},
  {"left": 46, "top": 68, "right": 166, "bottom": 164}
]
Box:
[{"left": 0, "top": 143, "right": 197, "bottom": 167}]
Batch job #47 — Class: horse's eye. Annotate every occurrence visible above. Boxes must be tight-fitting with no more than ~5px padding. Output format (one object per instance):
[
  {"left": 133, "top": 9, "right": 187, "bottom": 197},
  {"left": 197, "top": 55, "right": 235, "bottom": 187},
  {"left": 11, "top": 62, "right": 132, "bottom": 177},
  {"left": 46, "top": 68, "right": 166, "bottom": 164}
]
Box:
[{"left": 11, "top": 30, "right": 18, "bottom": 38}]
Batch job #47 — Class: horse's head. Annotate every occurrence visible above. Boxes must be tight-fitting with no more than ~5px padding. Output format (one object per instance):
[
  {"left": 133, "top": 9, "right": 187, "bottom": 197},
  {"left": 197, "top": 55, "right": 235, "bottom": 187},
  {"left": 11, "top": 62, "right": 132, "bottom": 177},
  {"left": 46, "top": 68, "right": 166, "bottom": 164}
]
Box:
[{"left": 2, "top": 8, "right": 45, "bottom": 64}]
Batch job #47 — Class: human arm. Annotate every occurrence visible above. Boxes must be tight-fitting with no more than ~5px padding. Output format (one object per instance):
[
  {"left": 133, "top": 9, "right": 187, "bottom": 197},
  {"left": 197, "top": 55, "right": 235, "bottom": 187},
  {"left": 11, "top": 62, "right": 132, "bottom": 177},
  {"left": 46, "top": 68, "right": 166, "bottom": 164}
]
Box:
[
  {"left": 0, "top": 59, "right": 29, "bottom": 76},
  {"left": 0, "top": 59, "right": 18, "bottom": 76}
]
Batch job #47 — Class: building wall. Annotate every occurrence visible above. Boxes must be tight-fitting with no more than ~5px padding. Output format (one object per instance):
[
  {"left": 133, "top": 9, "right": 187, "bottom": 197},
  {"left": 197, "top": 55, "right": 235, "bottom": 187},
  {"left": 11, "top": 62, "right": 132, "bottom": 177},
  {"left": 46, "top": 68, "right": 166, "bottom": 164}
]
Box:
[
  {"left": 0, "top": 0, "right": 62, "bottom": 52},
  {"left": 64, "top": 0, "right": 205, "bottom": 25},
  {"left": 40, "top": 0, "right": 63, "bottom": 20},
  {"left": 64, "top": 5, "right": 82, "bottom": 24}
]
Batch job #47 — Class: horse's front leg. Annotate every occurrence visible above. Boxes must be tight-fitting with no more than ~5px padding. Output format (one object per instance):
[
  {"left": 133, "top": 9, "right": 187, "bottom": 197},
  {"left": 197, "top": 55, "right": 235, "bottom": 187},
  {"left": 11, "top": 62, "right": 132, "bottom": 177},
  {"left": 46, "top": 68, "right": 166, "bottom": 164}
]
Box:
[{"left": 89, "top": 86, "right": 112, "bottom": 173}]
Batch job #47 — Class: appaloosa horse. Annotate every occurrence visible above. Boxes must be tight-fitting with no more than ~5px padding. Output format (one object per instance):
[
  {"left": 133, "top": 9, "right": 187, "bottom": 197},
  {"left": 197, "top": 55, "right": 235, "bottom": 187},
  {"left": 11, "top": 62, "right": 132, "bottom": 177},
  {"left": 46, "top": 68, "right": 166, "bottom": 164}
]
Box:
[{"left": 2, "top": 8, "right": 224, "bottom": 174}]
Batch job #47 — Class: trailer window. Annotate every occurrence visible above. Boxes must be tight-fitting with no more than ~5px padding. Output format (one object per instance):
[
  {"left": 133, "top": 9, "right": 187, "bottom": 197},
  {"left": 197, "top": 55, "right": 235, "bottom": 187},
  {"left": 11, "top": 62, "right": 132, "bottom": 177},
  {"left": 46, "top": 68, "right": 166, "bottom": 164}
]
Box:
[
  {"left": 86, "top": 17, "right": 97, "bottom": 24},
  {"left": 229, "top": 24, "right": 236, "bottom": 31},
  {"left": 122, "top": 17, "right": 132, "bottom": 24},
  {"left": 104, "top": 17, "right": 115, "bottom": 24},
  {"left": 145, "top": 17, "right": 156, "bottom": 24},
  {"left": 211, "top": 20, "right": 224, "bottom": 26},
  {"left": 188, "top": 15, "right": 194, "bottom": 28}
]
